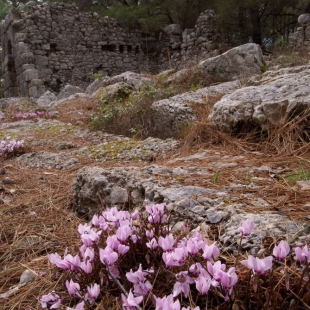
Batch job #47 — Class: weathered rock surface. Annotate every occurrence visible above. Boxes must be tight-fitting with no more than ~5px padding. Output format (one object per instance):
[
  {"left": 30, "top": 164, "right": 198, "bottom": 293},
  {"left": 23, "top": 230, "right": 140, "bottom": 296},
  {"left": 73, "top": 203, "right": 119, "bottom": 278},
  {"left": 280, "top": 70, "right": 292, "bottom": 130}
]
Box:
[
  {"left": 56, "top": 85, "right": 84, "bottom": 100},
  {"left": 92, "top": 82, "right": 133, "bottom": 102},
  {"left": 36, "top": 90, "right": 57, "bottom": 106},
  {"left": 151, "top": 81, "right": 240, "bottom": 138},
  {"left": 198, "top": 43, "right": 265, "bottom": 80},
  {"left": 86, "top": 71, "right": 153, "bottom": 94},
  {"left": 71, "top": 156, "right": 309, "bottom": 252},
  {"left": 210, "top": 65, "right": 310, "bottom": 131}
]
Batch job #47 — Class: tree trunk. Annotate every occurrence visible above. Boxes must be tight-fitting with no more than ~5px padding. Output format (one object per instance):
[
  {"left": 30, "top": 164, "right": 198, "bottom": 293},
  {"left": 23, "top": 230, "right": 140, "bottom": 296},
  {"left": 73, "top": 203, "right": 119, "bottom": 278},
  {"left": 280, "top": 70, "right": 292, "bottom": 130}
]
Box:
[{"left": 250, "top": 7, "right": 262, "bottom": 45}]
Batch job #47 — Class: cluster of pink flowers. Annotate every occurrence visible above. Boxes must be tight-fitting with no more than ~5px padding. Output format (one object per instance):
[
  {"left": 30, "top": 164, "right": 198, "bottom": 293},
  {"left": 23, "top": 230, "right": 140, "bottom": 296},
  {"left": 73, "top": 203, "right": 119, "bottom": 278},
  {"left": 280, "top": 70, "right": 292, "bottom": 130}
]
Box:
[
  {"left": 41, "top": 207, "right": 310, "bottom": 310},
  {"left": 0, "top": 138, "right": 24, "bottom": 157},
  {"left": 14, "top": 111, "right": 45, "bottom": 120}
]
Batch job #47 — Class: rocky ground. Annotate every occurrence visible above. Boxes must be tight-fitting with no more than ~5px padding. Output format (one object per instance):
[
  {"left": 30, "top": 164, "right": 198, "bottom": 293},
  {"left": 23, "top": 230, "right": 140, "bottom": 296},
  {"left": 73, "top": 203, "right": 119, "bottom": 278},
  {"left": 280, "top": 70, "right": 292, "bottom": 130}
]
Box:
[{"left": 1, "top": 47, "right": 310, "bottom": 309}]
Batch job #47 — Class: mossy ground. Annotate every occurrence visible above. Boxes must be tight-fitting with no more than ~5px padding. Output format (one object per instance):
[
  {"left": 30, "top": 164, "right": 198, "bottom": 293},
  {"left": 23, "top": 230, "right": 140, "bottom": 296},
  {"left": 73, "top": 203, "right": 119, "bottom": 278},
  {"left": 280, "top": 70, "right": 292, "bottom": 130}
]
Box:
[{"left": 89, "top": 139, "right": 143, "bottom": 159}]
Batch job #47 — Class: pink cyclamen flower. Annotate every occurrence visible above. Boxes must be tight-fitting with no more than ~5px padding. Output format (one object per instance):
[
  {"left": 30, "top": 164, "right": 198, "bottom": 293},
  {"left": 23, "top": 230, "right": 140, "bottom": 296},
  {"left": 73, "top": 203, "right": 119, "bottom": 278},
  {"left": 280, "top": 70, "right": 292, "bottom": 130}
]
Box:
[
  {"left": 121, "top": 290, "right": 143, "bottom": 309},
  {"left": 207, "top": 260, "right": 226, "bottom": 287},
  {"left": 146, "top": 238, "right": 158, "bottom": 250},
  {"left": 116, "top": 224, "right": 132, "bottom": 243},
  {"left": 186, "top": 236, "right": 204, "bottom": 255},
  {"left": 158, "top": 234, "right": 175, "bottom": 252},
  {"left": 145, "top": 204, "right": 167, "bottom": 224},
  {"left": 295, "top": 245, "right": 310, "bottom": 263},
  {"left": 118, "top": 244, "right": 130, "bottom": 255},
  {"left": 238, "top": 219, "right": 255, "bottom": 236},
  {"left": 195, "top": 268, "right": 211, "bottom": 295},
  {"left": 66, "top": 279, "right": 81, "bottom": 297},
  {"left": 87, "top": 283, "right": 100, "bottom": 300},
  {"left": 173, "top": 271, "right": 195, "bottom": 298},
  {"left": 40, "top": 291, "right": 61, "bottom": 309},
  {"left": 126, "top": 264, "right": 149, "bottom": 284},
  {"left": 131, "top": 209, "right": 140, "bottom": 220},
  {"left": 99, "top": 247, "right": 118, "bottom": 266},
  {"left": 240, "top": 255, "right": 273, "bottom": 274},
  {"left": 154, "top": 294, "right": 181, "bottom": 310},
  {"left": 66, "top": 301, "right": 85, "bottom": 310},
  {"left": 220, "top": 267, "right": 238, "bottom": 296},
  {"left": 202, "top": 242, "right": 220, "bottom": 261},
  {"left": 273, "top": 240, "right": 290, "bottom": 260}
]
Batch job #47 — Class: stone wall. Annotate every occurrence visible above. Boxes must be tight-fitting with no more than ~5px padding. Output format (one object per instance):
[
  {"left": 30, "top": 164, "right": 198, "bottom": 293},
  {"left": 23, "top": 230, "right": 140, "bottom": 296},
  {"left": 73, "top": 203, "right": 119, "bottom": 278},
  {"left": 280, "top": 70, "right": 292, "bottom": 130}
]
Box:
[
  {"left": 1, "top": 2, "right": 221, "bottom": 98},
  {"left": 289, "top": 14, "right": 310, "bottom": 47}
]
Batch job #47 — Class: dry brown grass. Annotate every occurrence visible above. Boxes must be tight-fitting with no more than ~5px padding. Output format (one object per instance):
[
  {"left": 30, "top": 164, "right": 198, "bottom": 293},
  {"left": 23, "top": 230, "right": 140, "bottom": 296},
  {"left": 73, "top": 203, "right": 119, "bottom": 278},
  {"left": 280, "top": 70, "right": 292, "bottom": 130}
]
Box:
[
  {"left": 178, "top": 96, "right": 310, "bottom": 157},
  {"left": 0, "top": 162, "right": 83, "bottom": 310}
]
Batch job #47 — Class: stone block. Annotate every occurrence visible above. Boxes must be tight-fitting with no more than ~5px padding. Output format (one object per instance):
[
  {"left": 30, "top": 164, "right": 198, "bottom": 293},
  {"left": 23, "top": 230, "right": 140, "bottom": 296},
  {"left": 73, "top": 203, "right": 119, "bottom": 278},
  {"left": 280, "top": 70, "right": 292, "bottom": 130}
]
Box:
[
  {"left": 35, "top": 55, "right": 48, "bottom": 67},
  {"left": 23, "top": 69, "right": 39, "bottom": 81},
  {"left": 29, "top": 83, "right": 45, "bottom": 98},
  {"left": 12, "top": 42, "right": 30, "bottom": 58},
  {"left": 21, "top": 64, "right": 35, "bottom": 71},
  {"left": 15, "top": 52, "right": 35, "bottom": 68}
]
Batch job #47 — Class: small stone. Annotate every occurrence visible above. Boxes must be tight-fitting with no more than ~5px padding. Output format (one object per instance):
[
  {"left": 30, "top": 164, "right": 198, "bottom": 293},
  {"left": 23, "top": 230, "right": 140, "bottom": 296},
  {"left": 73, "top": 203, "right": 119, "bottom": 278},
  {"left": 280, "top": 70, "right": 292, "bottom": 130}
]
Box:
[
  {"left": 0, "top": 168, "right": 6, "bottom": 175},
  {"left": 19, "top": 269, "right": 37, "bottom": 285},
  {"left": 3, "top": 177, "right": 16, "bottom": 185}
]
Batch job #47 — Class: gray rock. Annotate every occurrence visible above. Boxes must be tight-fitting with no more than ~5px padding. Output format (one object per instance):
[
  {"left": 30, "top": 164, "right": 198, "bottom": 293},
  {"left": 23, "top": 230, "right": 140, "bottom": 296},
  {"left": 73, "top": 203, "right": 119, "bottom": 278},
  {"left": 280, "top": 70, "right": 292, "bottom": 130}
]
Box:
[
  {"left": 220, "top": 210, "right": 300, "bottom": 255},
  {"left": 37, "top": 90, "right": 57, "bottom": 106},
  {"left": 151, "top": 81, "right": 240, "bottom": 138},
  {"left": 57, "top": 85, "right": 84, "bottom": 100},
  {"left": 86, "top": 71, "right": 153, "bottom": 94},
  {"left": 19, "top": 270, "right": 36, "bottom": 285},
  {"left": 16, "top": 151, "right": 79, "bottom": 169},
  {"left": 0, "top": 111, "right": 5, "bottom": 119},
  {"left": 198, "top": 43, "right": 265, "bottom": 81},
  {"left": 210, "top": 65, "right": 310, "bottom": 131},
  {"left": 92, "top": 82, "right": 132, "bottom": 102},
  {"left": 298, "top": 14, "right": 310, "bottom": 25},
  {"left": 71, "top": 165, "right": 225, "bottom": 219},
  {"left": 3, "top": 177, "right": 16, "bottom": 185},
  {"left": 163, "top": 24, "right": 182, "bottom": 35}
]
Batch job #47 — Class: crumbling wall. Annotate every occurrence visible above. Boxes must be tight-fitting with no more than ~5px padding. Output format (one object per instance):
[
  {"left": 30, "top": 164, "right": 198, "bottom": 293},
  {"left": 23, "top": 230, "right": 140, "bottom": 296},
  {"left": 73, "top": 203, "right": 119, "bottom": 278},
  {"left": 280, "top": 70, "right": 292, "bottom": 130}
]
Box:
[
  {"left": 289, "top": 14, "right": 310, "bottom": 47},
  {"left": 1, "top": 2, "right": 221, "bottom": 98}
]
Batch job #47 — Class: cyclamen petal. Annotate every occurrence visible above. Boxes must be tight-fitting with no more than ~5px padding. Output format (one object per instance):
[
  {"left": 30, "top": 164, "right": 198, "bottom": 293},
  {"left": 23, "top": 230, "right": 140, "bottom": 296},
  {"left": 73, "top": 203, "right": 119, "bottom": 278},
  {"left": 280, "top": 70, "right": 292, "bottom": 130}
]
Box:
[
  {"left": 241, "top": 255, "right": 273, "bottom": 274},
  {"left": 66, "top": 301, "right": 85, "bottom": 310},
  {"left": 121, "top": 290, "right": 143, "bottom": 308},
  {"left": 99, "top": 247, "right": 118, "bottom": 265},
  {"left": 158, "top": 234, "right": 175, "bottom": 251},
  {"left": 295, "top": 245, "right": 310, "bottom": 263},
  {"left": 66, "top": 279, "right": 81, "bottom": 297},
  {"left": 238, "top": 219, "right": 255, "bottom": 236},
  {"left": 40, "top": 292, "right": 61, "bottom": 309},
  {"left": 202, "top": 242, "right": 220, "bottom": 261},
  {"left": 273, "top": 240, "right": 290, "bottom": 260}
]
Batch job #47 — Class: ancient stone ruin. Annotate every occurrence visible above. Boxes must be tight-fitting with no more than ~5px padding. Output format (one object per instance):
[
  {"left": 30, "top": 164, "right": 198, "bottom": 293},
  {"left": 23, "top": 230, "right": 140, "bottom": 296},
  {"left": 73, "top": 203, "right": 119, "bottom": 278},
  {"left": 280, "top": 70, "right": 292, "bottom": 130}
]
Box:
[
  {"left": 1, "top": 2, "right": 221, "bottom": 98},
  {"left": 289, "top": 13, "right": 310, "bottom": 47}
]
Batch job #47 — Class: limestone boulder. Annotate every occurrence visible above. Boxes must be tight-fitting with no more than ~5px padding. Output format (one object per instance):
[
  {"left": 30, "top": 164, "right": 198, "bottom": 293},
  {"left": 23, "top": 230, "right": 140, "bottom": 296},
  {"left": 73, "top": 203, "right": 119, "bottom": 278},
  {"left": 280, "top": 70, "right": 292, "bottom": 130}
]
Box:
[
  {"left": 86, "top": 71, "right": 152, "bottom": 94},
  {"left": 57, "top": 84, "right": 84, "bottom": 100},
  {"left": 92, "top": 82, "right": 132, "bottom": 102},
  {"left": 36, "top": 90, "right": 57, "bottom": 106},
  {"left": 151, "top": 81, "right": 240, "bottom": 138},
  {"left": 71, "top": 165, "right": 224, "bottom": 218},
  {"left": 298, "top": 14, "right": 310, "bottom": 25},
  {"left": 210, "top": 65, "right": 310, "bottom": 131},
  {"left": 198, "top": 43, "right": 265, "bottom": 81},
  {"left": 163, "top": 24, "right": 182, "bottom": 35}
]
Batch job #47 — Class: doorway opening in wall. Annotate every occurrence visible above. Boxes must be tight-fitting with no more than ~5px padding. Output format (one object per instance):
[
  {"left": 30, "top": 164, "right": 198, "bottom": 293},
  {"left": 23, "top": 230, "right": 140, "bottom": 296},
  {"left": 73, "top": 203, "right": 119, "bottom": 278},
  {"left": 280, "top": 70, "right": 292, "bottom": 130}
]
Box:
[{"left": 7, "top": 40, "right": 18, "bottom": 96}]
